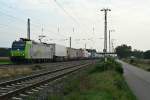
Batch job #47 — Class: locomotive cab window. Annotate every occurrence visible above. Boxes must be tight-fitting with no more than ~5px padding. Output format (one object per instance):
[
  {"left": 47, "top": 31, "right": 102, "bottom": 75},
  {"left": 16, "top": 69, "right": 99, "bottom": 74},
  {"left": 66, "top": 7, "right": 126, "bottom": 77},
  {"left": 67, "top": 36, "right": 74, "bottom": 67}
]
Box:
[{"left": 12, "top": 42, "right": 26, "bottom": 51}]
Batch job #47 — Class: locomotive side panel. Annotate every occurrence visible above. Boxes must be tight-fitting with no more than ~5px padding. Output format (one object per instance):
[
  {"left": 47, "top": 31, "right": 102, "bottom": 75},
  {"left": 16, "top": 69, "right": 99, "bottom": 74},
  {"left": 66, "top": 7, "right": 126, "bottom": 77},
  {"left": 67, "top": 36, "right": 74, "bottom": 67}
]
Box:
[{"left": 30, "top": 42, "right": 53, "bottom": 60}]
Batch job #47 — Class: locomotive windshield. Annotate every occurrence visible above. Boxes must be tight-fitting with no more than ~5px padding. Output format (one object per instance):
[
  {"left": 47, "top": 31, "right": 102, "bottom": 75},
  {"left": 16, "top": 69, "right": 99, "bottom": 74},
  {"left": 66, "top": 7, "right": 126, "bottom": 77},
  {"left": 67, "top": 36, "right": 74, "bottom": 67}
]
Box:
[{"left": 12, "top": 41, "right": 25, "bottom": 51}]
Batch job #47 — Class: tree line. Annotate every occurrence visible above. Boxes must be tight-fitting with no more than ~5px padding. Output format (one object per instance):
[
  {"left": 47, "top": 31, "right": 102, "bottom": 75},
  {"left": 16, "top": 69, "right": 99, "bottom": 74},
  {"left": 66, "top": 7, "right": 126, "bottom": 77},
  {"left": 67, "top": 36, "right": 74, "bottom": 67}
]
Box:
[
  {"left": 0, "top": 48, "right": 10, "bottom": 57},
  {"left": 115, "top": 44, "right": 150, "bottom": 59}
]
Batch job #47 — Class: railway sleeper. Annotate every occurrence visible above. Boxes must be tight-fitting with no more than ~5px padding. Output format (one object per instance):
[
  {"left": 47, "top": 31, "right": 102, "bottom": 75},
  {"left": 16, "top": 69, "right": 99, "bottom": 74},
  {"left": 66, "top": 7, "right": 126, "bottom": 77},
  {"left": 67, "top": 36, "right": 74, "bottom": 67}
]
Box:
[{"left": 0, "top": 62, "right": 92, "bottom": 100}]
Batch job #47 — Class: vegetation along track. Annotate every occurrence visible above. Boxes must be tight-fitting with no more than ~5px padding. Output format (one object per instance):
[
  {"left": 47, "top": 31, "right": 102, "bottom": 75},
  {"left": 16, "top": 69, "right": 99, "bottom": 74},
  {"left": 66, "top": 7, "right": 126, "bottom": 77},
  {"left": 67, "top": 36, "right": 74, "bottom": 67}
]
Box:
[
  {"left": 0, "top": 60, "right": 89, "bottom": 68},
  {"left": 0, "top": 60, "right": 95, "bottom": 100},
  {"left": 0, "top": 62, "right": 64, "bottom": 68}
]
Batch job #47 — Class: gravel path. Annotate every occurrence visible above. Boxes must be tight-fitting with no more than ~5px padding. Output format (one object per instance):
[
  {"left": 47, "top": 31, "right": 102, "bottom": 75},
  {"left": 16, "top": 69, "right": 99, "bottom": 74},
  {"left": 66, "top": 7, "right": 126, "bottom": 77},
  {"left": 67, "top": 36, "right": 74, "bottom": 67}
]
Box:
[{"left": 118, "top": 60, "right": 150, "bottom": 100}]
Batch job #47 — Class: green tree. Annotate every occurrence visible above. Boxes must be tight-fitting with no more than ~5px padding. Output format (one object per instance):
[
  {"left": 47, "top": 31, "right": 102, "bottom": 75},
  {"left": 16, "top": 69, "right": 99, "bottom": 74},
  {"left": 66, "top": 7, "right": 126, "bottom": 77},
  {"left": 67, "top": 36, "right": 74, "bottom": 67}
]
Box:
[
  {"left": 143, "top": 50, "right": 150, "bottom": 59},
  {"left": 115, "top": 44, "right": 132, "bottom": 58},
  {"left": 0, "top": 48, "right": 10, "bottom": 57},
  {"left": 132, "top": 49, "right": 144, "bottom": 59}
]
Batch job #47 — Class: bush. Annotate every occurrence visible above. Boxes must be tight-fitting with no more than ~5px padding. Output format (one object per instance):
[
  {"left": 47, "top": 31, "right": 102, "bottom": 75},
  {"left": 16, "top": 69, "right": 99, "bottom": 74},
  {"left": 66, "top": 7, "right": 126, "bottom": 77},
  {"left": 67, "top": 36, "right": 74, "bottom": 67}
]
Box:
[
  {"left": 114, "top": 62, "right": 123, "bottom": 74},
  {"left": 130, "top": 59, "right": 134, "bottom": 64},
  {"left": 114, "top": 79, "right": 126, "bottom": 90},
  {"left": 146, "top": 68, "right": 150, "bottom": 71},
  {"left": 90, "top": 58, "right": 123, "bottom": 74}
]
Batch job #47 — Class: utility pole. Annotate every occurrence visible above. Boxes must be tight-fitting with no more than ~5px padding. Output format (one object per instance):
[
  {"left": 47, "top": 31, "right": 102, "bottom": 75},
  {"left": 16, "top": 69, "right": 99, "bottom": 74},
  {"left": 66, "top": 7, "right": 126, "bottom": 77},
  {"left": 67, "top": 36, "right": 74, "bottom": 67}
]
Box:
[
  {"left": 101, "top": 8, "right": 111, "bottom": 61},
  {"left": 69, "top": 27, "right": 74, "bottom": 48},
  {"left": 109, "top": 30, "right": 115, "bottom": 53},
  {"left": 111, "top": 39, "right": 116, "bottom": 53},
  {"left": 69, "top": 37, "right": 72, "bottom": 48},
  {"left": 27, "top": 18, "right": 30, "bottom": 40},
  {"left": 73, "top": 27, "right": 75, "bottom": 33},
  {"left": 39, "top": 26, "right": 46, "bottom": 43},
  {"left": 58, "top": 27, "right": 60, "bottom": 33},
  {"left": 109, "top": 30, "right": 111, "bottom": 53},
  {"left": 93, "top": 27, "right": 95, "bottom": 34}
]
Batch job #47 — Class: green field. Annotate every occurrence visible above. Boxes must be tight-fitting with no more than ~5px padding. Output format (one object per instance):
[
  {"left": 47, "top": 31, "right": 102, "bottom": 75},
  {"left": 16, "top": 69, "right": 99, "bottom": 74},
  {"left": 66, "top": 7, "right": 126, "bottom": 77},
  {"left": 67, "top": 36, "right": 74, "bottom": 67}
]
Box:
[
  {"left": 0, "top": 57, "right": 12, "bottom": 64},
  {"left": 47, "top": 59, "right": 136, "bottom": 100},
  {"left": 124, "top": 59, "right": 150, "bottom": 71}
]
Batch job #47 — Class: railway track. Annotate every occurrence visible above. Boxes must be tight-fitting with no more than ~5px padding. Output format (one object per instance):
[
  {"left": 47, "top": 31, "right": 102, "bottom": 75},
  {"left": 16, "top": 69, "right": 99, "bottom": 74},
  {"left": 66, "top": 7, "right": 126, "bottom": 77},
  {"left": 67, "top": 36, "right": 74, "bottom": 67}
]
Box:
[
  {"left": 0, "top": 60, "right": 91, "bottom": 83},
  {"left": 0, "top": 60, "right": 94, "bottom": 100},
  {"left": 0, "top": 63, "right": 61, "bottom": 67},
  {"left": 0, "top": 60, "right": 89, "bottom": 68}
]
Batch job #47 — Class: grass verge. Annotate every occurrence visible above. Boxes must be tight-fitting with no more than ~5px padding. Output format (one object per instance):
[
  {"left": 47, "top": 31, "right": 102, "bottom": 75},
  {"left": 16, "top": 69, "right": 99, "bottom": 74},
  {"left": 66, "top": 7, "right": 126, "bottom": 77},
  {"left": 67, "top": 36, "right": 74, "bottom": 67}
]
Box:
[
  {"left": 0, "top": 65, "right": 45, "bottom": 79},
  {"left": 0, "top": 67, "right": 32, "bottom": 79},
  {"left": 48, "top": 58, "right": 136, "bottom": 100},
  {"left": 0, "top": 57, "right": 12, "bottom": 64},
  {"left": 124, "top": 59, "right": 150, "bottom": 71}
]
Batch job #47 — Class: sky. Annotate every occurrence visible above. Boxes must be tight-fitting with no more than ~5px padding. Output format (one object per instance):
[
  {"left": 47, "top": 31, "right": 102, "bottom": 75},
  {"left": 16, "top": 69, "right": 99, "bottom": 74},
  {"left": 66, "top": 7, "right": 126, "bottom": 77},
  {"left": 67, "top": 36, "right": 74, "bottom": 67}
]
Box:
[{"left": 0, "top": 0, "right": 150, "bottom": 52}]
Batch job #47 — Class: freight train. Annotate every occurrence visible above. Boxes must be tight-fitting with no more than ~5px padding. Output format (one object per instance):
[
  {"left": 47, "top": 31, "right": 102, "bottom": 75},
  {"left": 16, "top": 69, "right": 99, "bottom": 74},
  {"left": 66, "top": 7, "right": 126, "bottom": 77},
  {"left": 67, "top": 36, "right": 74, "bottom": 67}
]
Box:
[{"left": 10, "top": 38, "right": 101, "bottom": 63}]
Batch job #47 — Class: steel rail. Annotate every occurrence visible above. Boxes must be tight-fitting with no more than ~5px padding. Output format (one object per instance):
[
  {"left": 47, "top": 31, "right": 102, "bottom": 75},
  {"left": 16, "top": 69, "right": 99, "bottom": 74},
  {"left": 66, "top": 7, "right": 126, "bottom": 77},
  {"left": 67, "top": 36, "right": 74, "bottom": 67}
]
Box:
[
  {"left": 0, "top": 62, "right": 91, "bottom": 100},
  {"left": 0, "top": 62, "right": 87, "bottom": 86}
]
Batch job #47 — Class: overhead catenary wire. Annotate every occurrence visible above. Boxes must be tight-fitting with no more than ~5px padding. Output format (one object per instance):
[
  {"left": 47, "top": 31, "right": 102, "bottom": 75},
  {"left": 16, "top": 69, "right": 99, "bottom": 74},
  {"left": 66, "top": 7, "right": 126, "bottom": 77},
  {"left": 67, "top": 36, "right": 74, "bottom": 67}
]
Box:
[
  {"left": 1, "top": 1, "right": 96, "bottom": 41},
  {"left": 0, "top": 0, "right": 104, "bottom": 50},
  {"left": 0, "top": 15, "right": 64, "bottom": 40},
  {"left": 53, "top": 0, "right": 89, "bottom": 35},
  {"left": 0, "top": 1, "right": 66, "bottom": 39},
  {"left": 53, "top": 0, "right": 80, "bottom": 26}
]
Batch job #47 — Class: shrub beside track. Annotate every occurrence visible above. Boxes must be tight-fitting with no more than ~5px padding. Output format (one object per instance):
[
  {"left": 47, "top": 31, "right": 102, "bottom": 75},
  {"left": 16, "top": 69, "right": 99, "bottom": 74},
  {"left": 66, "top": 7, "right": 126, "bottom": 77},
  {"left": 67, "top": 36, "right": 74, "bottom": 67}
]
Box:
[{"left": 0, "top": 60, "right": 95, "bottom": 100}]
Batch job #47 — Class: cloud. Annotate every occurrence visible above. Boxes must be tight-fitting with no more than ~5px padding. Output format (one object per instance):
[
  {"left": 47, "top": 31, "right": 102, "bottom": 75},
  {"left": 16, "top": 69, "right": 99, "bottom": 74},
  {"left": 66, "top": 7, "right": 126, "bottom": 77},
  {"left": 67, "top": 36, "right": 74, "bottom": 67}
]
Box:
[{"left": 0, "top": 0, "right": 150, "bottom": 51}]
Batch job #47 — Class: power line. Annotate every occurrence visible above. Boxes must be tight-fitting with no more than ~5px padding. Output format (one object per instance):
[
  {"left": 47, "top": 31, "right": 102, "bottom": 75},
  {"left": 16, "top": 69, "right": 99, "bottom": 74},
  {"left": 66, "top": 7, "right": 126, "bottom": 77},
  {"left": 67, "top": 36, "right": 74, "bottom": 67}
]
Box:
[
  {"left": 0, "top": 0, "right": 101, "bottom": 47},
  {"left": 53, "top": 0, "right": 80, "bottom": 25},
  {"left": 0, "top": 11, "right": 65, "bottom": 39},
  {"left": 0, "top": 2, "right": 66, "bottom": 38},
  {"left": 1, "top": 0, "right": 90, "bottom": 39},
  {"left": 53, "top": 0, "right": 93, "bottom": 35},
  {"left": 0, "top": 23, "right": 25, "bottom": 31},
  {"left": 0, "top": 10, "right": 26, "bottom": 22}
]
